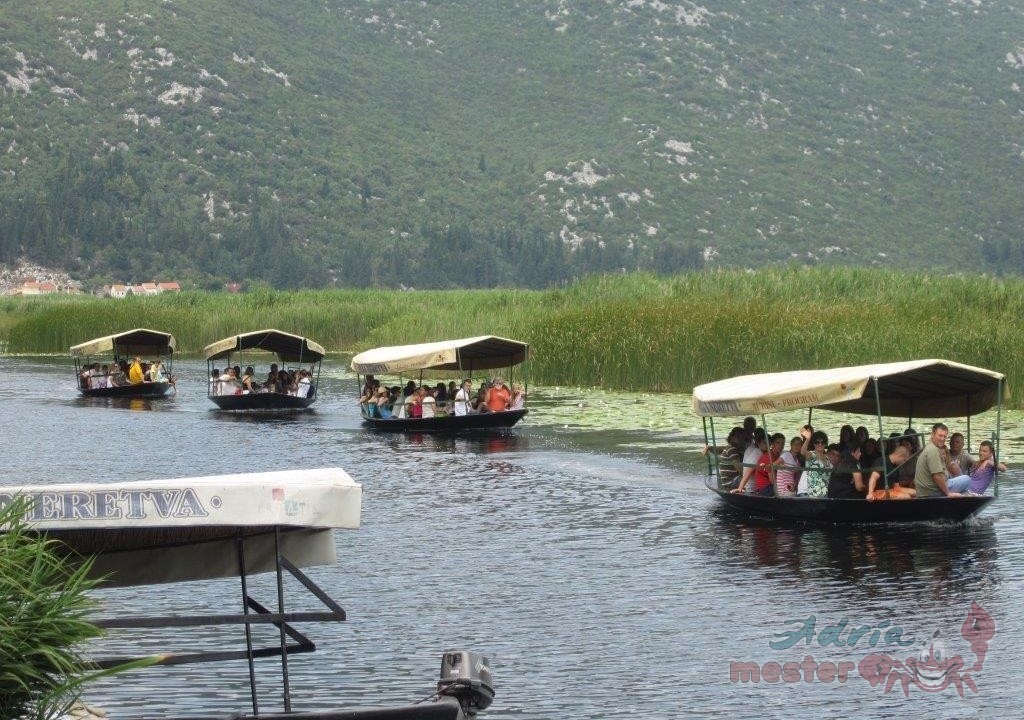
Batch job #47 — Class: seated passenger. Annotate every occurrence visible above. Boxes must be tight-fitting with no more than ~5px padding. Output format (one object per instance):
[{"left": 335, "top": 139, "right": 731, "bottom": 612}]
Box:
[
  {"left": 947, "top": 432, "right": 975, "bottom": 477},
  {"left": 421, "top": 386, "right": 436, "bottom": 418},
  {"left": 732, "top": 431, "right": 776, "bottom": 496},
  {"left": 220, "top": 367, "right": 242, "bottom": 395},
  {"left": 860, "top": 437, "right": 881, "bottom": 470},
  {"left": 799, "top": 427, "right": 831, "bottom": 498},
  {"left": 866, "top": 446, "right": 916, "bottom": 500},
  {"left": 434, "top": 382, "right": 448, "bottom": 404},
  {"left": 128, "top": 357, "right": 145, "bottom": 385},
  {"left": 913, "top": 423, "right": 961, "bottom": 498},
  {"left": 147, "top": 360, "right": 164, "bottom": 382},
  {"left": 376, "top": 388, "right": 393, "bottom": 418},
  {"left": 241, "top": 366, "right": 257, "bottom": 393},
  {"left": 827, "top": 444, "right": 865, "bottom": 499},
  {"left": 737, "top": 428, "right": 767, "bottom": 494},
  {"left": 402, "top": 380, "right": 417, "bottom": 399},
  {"left": 109, "top": 365, "right": 127, "bottom": 386},
  {"left": 947, "top": 439, "right": 1006, "bottom": 494},
  {"left": 472, "top": 385, "right": 491, "bottom": 413},
  {"left": 295, "top": 370, "right": 312, "bottom": 398},
  {"left": 410, "top": 389, "right": 424, "bottom": 418},
  {"left": 509, "top": 384, "right": 526, "bottom": 410},
  {"left": 775, "top": 436, "right": 803, "bottom": 497},
  {"left": 898, "top": 429, "right": 920, "bottom": 488},
  {"left": 486, "top": 378, "right": 511, "bottom": 412},
  {"left": 711, "top": 426, "right": 745, "bottom": 491},
  {"left": 94, "top": 364, "right": 110, "bottom": 389},
  {"left": 265, "top": 363, "right": 280, "bottom": 391},
  {"left": 209, "top": 368, "right": 221, "bottom": 395},
  {"left": 360, "top": 374, "right": 376, "bottom": 399}
]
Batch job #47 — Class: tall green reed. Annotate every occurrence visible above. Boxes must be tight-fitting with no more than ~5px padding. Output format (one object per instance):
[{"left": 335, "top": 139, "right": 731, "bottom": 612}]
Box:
[{"left": 5, "top": 268, "right": 1024, "bottom": 404}]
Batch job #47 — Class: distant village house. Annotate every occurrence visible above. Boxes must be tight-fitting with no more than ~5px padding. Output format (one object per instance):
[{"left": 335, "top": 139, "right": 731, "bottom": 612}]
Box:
[
  {"left": 102, "top": 281, "right": 181, "bottom": 298},
  {"left": 4, "top": 278, "right": 81, "bottom": 296}
]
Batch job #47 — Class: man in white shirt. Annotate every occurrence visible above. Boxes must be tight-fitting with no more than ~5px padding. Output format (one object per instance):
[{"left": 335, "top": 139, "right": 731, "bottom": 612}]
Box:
[
  {"left": 220, "top": 367, "right": 241, "bottom": 395},
  {"left": 453, "top": 379, "right": 472, "bottom": 416},
  {"left": 295, "top": 370, "right": 312, "bottom": 398}
]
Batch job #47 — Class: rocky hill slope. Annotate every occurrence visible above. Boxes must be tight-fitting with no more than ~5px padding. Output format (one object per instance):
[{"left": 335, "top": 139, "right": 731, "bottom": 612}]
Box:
[{"left": 2, "top": 1, "right": 1022, "bottom": 288}]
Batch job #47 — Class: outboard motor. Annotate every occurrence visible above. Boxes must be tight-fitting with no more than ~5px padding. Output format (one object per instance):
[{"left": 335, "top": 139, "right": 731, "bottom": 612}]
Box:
[{"left": 435, "top": 650, "right": 494, "bottom": 718}]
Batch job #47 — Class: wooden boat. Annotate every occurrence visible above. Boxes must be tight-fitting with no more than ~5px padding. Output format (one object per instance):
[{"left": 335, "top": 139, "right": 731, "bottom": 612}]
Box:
[
  {"left": 3, "top": 468, "right": 494, "bottom": 719},
  {"left": 693, "top": 359, "right": 1006, "bottom": 524},
  {"left": 70, "top": 328, "right": 176, "bottom": 398},
  {"left": 351, "top": 335, "right": 529, "bottom": 432},
  {"left": 204, "top": 329, "right": 325, "bottom": 411}
]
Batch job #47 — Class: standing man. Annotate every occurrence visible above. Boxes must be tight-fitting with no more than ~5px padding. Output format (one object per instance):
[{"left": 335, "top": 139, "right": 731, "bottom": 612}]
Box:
[
  {"left": 454, "top": 379, "right": 473, "bottom": 416},
  {"left": 914, "top": 423, "right": 962, "bottom": 498}
]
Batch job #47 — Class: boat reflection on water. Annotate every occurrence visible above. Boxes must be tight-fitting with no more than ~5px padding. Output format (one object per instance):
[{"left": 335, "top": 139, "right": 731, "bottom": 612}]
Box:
[
  {"left": 72, "top": 397, "right": 165, "bottom": 412},
  {"left": 704, "top": 506, "right": 998, "bottom": 592},
  {"left": 387, "top": 432, "right": 527, "bottom": 455},
  {"left": 207, "top": 408, "right": 318, "bottom": 424}
]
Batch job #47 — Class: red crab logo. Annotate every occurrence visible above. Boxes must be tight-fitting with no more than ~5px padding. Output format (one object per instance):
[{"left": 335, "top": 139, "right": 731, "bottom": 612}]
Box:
[{"left": 858, "top": 602, "right": 995, "bottom": 697}]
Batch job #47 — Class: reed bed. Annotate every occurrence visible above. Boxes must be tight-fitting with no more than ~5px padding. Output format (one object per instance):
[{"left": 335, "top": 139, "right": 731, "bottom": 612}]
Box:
[{"left": 5, "top": 268, "right": 1024, "bottom": 405}]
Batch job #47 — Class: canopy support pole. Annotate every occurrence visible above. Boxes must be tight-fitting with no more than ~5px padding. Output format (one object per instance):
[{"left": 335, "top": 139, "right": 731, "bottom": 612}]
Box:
[
  {"left": 995, "top": 378, "right": 1003, "bottom": 498},
  {"left": 872, "top": 377, "right": 889, "bottom": 490}
]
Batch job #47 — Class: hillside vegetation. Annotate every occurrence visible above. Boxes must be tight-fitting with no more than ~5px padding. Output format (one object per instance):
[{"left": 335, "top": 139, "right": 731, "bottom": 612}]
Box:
[{"left": 2, "top": 1, "right": 1023, "bottom": 289}]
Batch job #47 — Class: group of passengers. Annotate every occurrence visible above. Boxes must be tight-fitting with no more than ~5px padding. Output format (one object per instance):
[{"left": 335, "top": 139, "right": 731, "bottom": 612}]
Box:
[
  {"left": 359, "top": 375, "right": 525, "bottom": 419},
  {"left": 80, "top": 357, "right": 171, "bottom": 389},
  {"left": 708, "top": 416, "right": 1005, "bottom": 500},
  {"left": 210, "top": 363, "right": 314, "bottom": 398}
]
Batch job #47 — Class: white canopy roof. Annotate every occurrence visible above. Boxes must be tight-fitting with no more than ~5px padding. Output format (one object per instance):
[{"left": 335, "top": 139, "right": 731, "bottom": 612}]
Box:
[
  {"left": 70, "top": 328, "right": 176, "bottom": 358},
  {"left": 204, "top": 329, "right": 326, "bottom": 362},
  {"left": 1, "top": 468, "right": 361, "bottom": 586},
  {"left": 692, "top": 359, "right": 1007, "bottom": 418},
  {"left": 350, "top": 335, "right": 529, "bottom": 375}
]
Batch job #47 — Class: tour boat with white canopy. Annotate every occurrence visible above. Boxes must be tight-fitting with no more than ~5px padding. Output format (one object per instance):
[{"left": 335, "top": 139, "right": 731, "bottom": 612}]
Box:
[
  {"left": 351, "top": 335, "right": 529, "bottom": 431},
  {"left": 204, "top": 329, "right": 324, "bottom": 411},
  {"left": 71, "top": 328, "right": 176, "bottom": 398},
  {"left": 694, "top": 359, "right": 1005, "bottom": 523},
  {"left": 0, "top": 468, "right": 495, "bottom": 719}
]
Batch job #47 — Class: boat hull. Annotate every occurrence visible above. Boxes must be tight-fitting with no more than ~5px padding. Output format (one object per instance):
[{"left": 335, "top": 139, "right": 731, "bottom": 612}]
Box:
[
  {"left": 208, "top": 393, "right": 316, "bottom": 411},
  {"left": 79, "top": 383, "right": 175, "bottom": 399},
  {"left": 705, "top": 478, "right": 993, "bottom": 524},
  {"left": 364, "top": 408, "right": 527, "bottom": 432}
]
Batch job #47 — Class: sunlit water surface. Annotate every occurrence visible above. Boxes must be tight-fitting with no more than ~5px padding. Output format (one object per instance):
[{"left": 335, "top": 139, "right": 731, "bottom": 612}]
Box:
[{"left": 1, "top": 356, "right": 1021, "bottom": 719}]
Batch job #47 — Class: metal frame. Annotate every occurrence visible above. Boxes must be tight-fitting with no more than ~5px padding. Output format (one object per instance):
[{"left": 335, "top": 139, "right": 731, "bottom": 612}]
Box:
[{"left": 91, "top": 528, "right": 346, "bottom": 717}]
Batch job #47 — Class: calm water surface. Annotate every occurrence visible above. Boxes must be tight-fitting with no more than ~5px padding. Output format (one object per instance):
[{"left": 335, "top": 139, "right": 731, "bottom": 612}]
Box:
[{"left": 1, "top": 356, "right": 1021, "bottom": 719}]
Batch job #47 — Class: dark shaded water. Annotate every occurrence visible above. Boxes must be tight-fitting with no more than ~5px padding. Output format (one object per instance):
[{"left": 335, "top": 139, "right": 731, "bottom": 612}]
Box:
[{"left": 1, "top": 356, "right": 1020, "bottom": 719}]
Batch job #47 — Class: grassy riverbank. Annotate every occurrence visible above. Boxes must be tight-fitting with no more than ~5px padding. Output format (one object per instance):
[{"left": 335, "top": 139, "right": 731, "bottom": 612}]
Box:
[{"left": 3, "top": 268, "right": 1024, "bottom": 401}]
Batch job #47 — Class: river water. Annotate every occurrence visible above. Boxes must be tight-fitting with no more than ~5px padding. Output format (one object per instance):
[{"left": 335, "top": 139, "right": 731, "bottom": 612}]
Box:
[{"left": 1, "top": 356, "right": 1021, "bottom": 719}]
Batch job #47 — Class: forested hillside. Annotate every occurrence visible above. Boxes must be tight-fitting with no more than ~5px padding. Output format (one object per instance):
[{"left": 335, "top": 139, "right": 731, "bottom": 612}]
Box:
[{"left": 2, "top": 1, "right": 1023, "bottom": 289}]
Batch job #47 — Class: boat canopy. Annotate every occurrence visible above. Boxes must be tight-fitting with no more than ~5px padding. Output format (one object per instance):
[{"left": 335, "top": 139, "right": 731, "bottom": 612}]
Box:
[
  {"left": 70, "top": 328, "right": 176, "bottom": 358},
  {"left": 350, "top": 335, "right": 529, "bottom": 375},
  {"left": 692, "top": 359, "right": 1008, "bottom": 419},
  {"left": 204, "top": 329, "right": 326, "bottom": 363},
  {"left": 0, "top": 467, "right": 361, "bottom": 587}
]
